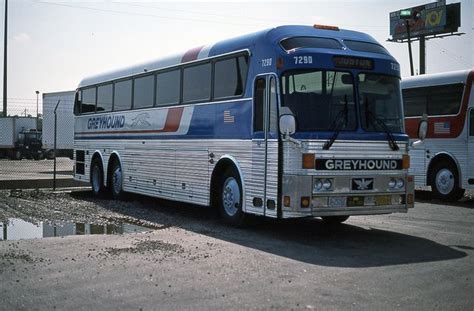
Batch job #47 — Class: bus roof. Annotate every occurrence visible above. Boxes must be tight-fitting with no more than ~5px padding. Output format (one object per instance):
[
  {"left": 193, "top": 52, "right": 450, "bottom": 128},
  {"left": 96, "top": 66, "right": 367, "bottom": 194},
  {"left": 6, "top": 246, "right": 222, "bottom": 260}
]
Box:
[
  {"left": 401, "top": 69, "right": 473, "bottom": 89},
  {"left": 78, "top": 25, "right": 388, "bottom": 88}
]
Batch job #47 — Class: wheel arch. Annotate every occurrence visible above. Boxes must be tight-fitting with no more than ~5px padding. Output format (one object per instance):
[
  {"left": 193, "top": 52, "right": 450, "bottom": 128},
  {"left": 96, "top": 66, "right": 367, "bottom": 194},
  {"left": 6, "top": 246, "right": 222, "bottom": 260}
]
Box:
[
  {"left": 106, "top": 152, "right": 123, "bottom": 188},
  {"left": 427, "top": 152, "right": 462, "bottom": 187},
  {"left": 210, "top": 155, "right": 246, "bottom": 211}
]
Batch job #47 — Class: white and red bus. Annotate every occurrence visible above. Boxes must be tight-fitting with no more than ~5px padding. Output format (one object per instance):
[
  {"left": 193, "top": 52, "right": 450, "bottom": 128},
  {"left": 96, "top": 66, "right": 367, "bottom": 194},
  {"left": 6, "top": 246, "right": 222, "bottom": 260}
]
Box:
[{"left": 402, "top": 69, "right": 474, "bottom": 201}]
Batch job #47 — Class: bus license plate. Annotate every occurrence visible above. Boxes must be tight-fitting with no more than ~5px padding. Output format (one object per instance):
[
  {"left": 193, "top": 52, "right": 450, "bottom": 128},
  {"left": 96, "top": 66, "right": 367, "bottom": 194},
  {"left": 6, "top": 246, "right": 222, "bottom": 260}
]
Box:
[
  {"left": 328, "top": 196, "right": 346, "bottom": 207},
  {"left": 347, "top": 196, "right": 364, "bottom": 207},
  {"left": 375, "top": 195, "right": 391, "bottom": 205}
]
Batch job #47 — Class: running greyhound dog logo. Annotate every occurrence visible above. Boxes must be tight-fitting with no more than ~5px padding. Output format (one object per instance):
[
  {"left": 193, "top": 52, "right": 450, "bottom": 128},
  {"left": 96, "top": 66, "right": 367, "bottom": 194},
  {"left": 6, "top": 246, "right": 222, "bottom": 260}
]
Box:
[{"left": 131, "top": 112, "right": 151, "bottom": 127}]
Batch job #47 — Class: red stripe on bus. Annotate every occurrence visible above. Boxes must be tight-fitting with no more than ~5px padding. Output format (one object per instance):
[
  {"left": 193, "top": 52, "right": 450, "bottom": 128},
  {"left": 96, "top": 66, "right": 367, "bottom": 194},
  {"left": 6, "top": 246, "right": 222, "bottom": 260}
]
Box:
[
  {"left": 405, "top": 70, "right": 474, "bottom": 139},
  {"left": 181, "top": 46, "right": 204, "bottom": 63},
  {"left": 76, "top": 107, "right": 185, "bottom": 135}
]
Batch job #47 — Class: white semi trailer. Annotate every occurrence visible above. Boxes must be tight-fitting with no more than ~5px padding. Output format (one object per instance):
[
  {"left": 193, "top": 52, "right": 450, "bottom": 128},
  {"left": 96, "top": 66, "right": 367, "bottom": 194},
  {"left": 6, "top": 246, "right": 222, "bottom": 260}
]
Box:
[{"left": 42, "top": 91, "right": 75, "bottom": 159}]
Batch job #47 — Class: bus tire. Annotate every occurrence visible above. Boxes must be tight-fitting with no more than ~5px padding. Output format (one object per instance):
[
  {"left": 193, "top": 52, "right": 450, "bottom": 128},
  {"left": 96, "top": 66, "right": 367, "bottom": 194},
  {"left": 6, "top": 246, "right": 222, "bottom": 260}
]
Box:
[
  {"left": 217, "top": 166, "right": 246, "bottom": 226},
  {"left": 110, "top": 161, "right": 124, "bottom": 200},
  {"left": 321, "top": 215, "right": 350, "bottom": 225},
  {"left": 91, "top": 158, "right": 105, "bottom": 196},
  {"left": 430, "top": 161, "right": 465, "bottom": 202}
]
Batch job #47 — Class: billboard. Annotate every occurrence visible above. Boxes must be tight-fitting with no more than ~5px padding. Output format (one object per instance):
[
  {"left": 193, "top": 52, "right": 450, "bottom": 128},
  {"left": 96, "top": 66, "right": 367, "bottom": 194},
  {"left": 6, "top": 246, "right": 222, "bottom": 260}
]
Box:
[{"left": 390, "top": 1, "right": 461, "bottom": 40}]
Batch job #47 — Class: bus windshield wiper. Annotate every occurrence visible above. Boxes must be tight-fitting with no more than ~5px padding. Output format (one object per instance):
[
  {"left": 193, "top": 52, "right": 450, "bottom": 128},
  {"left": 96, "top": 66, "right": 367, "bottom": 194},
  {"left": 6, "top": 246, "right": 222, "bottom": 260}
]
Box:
[
  {"left": 323, "top": 95, "right": 348, "bottom": 150},
  {"left": 364, "top": 101, "right": 399, "bottom": 151}
]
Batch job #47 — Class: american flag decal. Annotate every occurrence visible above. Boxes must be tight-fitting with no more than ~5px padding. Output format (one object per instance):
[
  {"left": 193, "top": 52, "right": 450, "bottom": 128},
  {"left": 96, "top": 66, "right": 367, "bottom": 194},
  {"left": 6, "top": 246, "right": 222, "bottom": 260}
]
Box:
[
  {"left": 223, "top": 110, "right": 235, "bottom": 123},
  {"left": 434, "top": 121, "right": 450, "bottom": 134}
]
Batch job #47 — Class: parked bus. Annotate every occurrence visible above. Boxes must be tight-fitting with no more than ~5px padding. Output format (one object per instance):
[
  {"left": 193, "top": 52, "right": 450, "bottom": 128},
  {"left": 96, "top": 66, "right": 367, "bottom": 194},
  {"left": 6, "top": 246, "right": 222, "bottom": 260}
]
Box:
[
  {"left": 73, "top": 25, "right": 413, "bottom": 225},
  {"left": 402, "top": 69, "right": 474, "bottom": 201}
]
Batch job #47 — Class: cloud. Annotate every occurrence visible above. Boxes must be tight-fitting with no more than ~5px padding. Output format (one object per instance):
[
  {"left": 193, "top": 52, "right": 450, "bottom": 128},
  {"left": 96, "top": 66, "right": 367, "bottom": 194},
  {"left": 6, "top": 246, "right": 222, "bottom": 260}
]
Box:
[{"left": 13, "top": 33, "right": 31, "bottom": 44}]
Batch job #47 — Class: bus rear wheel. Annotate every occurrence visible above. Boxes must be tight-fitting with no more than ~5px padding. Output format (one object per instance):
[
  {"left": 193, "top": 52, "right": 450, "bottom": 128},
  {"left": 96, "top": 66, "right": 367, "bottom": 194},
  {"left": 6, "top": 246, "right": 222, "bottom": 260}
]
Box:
[
  {"left": 321, "top": 216, "right": 350, "bottom": 225},
  {"left": 430, "top": 161, "right": 465, "bottom": 202},
  {"left": 110, "top": 161, "right": 124, "bottom": 200},
  {"left": 217, "top": 166, "right": 246, "bottom": 226},
  {"left": 91, "top": 159, "right": 105, "bottom": 196}
]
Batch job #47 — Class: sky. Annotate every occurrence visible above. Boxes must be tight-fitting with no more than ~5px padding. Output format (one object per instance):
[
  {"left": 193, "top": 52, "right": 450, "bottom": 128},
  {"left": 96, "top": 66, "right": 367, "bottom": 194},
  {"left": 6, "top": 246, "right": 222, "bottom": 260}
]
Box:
[{"left": 0, "top": 0, "right": 473, "bottom": 114}]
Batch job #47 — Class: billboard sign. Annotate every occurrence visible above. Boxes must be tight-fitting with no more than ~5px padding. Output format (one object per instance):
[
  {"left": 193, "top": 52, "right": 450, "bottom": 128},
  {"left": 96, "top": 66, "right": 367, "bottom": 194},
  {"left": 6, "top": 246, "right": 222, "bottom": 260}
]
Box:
[{"left": 390, "top": 1, "right": 460, "bottom": 40}]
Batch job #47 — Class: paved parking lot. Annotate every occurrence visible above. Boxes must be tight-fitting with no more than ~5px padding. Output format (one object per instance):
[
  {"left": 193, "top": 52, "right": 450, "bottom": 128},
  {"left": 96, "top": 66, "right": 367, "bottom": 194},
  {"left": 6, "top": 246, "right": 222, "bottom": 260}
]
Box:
[
  {"left": 0, "top": 158, "right": 84, "bottom": 188},
  {"left": 0, "top": 190, "right": 472, "bottom": 310}
]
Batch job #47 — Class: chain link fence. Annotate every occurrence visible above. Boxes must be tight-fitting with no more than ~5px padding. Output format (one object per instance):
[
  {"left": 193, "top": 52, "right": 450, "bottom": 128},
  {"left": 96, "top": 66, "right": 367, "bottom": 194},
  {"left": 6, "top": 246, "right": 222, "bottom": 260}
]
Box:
[{"left": 0, "top": 96, "right": 86, "bottom": 190}]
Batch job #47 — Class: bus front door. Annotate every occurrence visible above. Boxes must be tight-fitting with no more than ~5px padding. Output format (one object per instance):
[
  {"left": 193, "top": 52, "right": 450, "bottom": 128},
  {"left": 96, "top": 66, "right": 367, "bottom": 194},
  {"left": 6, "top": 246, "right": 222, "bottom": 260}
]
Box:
[{"left": 250, "top": 75, "right": 279, "bottom": 217}]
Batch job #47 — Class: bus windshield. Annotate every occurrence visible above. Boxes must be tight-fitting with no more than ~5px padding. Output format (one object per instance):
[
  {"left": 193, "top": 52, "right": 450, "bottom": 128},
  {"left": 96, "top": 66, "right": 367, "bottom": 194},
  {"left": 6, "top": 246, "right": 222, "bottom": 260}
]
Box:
[
  {"left": 359, "top": 74, "right": 403, "bottom": 133},
  {"left": 281, "top": 70, "right": 356, "bottom": 132}
]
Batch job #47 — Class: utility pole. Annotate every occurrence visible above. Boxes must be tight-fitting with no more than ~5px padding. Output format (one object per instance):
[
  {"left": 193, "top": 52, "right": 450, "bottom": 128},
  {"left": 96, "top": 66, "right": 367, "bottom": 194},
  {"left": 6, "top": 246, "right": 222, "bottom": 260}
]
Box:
[
  {"left": 405, "top": 20, "right": 415, "bottom": 76},
  {"left": 419, "top": 36, "right": 426, "bottom": 75},
  {"left": 36, "top": 90, "right": 39, "bottom": 129},
  {"left": 3, "top": 0, "right": 8, "bottom": 117}
]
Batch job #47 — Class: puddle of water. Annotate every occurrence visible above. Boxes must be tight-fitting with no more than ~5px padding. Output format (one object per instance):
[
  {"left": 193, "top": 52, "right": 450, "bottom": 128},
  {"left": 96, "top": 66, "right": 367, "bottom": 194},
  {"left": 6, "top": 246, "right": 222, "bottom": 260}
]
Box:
[{"left": 0, "top": 218, "right": 152, "bottom": 241}]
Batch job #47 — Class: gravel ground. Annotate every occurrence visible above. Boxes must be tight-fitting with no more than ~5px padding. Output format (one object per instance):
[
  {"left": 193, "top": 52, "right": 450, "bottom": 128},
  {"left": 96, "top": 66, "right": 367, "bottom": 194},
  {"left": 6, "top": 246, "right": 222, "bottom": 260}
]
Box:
[{"left": 0, "top": 189, "right": 472, "bottom": 310}]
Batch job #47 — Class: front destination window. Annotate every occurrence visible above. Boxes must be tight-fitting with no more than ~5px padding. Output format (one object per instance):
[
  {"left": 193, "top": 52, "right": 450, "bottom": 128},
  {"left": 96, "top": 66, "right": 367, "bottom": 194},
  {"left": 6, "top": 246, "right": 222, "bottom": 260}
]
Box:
[{"left": 281, "top": 70, "right": 356, "bottom": 132}]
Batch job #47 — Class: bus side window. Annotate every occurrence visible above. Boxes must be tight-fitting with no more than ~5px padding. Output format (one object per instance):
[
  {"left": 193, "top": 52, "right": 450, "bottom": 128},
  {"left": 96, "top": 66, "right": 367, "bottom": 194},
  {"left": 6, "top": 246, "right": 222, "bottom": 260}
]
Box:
[
  {"left": 269, "top": 77, "right": 278, "bottom": 133},
  {"left": 81, "top": 87, "right": 96, "bottom": 114},
  {"left": 254, "top": 78, "right": 266, "bottom": 132},
  {"left": 74, "top": 91, "right": 81, "bottom": 115}
]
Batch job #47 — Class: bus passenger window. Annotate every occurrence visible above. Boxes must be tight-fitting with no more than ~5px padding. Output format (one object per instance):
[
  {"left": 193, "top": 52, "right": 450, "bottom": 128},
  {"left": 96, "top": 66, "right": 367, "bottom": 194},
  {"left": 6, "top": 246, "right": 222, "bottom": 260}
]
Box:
[
  {"left": 134, "top": 75, "right": 154, "bottom": 109},
  {"left": 214, "top": 56, "right": 248, "bottom": 99},
  {"left": 183, "top": 63, "right": 211, "bottom": 103},
  {"left": 427, "top": 84, "right": 463, "bottom": 116},
  {"left": 114, "top": 80, "right": 132, "bottom": 111},
  {"left": 156, "top": 70, "right": 180, "bottom": 106},
  {"left": 402, "top": 87, "right": 428, "bottom": 117},
  {"left": 254, "top": 78, "right": 266, "bottom": 132},
  {"left": 470, "top": 110, "right": 474, "bottom": 136},
  {"left": 81, "top": 87, "right": 96, "bottom": 114},
  {"left": 97, "top": 84, "right": 113, "bottom": 112}
]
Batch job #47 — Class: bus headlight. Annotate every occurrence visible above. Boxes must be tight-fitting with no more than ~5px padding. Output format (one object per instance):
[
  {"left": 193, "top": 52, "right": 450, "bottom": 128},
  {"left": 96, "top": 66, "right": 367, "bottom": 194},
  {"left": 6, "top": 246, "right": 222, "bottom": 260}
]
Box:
[
  {"left": 322, "top": 179, "right": 333, "bottom": 190},
  {"left": 389, "top": 178, "right": 404, "bottom": 190},
  {"left": 314, "top": 179, "right": 323, "bottom": 192},
  {"left": 313, "top": 178, "right": 333, "bottom": 192},
  {"left": 388, "top": 178, "right": 397, "bottom": 189},
  {"left": 395, "top": 178, "right": 404, "bottom": 189}
]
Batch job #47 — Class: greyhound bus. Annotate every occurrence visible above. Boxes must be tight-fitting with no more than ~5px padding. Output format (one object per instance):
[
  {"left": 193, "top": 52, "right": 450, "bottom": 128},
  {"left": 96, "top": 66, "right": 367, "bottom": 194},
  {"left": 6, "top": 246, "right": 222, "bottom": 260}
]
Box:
[
  {"left": 402, "top": 69, "right": 474, "bottom": 201},
  {"left": 73, "top": 25, "right": 413, "bottom": 226}
]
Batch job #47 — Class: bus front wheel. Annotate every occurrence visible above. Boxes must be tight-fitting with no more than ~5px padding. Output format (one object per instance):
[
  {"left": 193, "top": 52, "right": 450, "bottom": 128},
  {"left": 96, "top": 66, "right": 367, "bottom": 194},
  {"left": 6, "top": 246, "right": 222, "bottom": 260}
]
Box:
[
  {"left": 217, "top": 167, "right": 246, "bottom": 226},
  {"left": 430, "top": 161, "right": 465, "bottom": 202},
  {"left": 91, "top": 159, "right": 105, "bottom": 196}
]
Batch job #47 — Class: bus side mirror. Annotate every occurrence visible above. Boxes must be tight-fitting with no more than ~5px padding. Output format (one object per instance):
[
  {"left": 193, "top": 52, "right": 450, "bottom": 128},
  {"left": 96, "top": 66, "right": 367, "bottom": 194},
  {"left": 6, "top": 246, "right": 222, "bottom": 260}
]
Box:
[
  {"left": 279, "top": 114, "right": 296, "bottom": 136},
  {"left": 418, "top": 114, "right": 428, "bottom": 140},
  {"left": 411, "top": 115, "right": 428, "bottom": 148}
]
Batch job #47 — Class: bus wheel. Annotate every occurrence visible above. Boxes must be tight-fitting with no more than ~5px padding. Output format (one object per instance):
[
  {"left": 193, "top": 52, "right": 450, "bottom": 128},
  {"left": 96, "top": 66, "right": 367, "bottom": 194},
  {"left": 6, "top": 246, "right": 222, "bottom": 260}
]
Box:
[
  {"left": 218, "top": 167, "right": 246, "bottom": 226},
  {"left": 430, "top": 161, "right": 465, "bottom": 202},
  {"left": 110, "top": 161, "right": 124, "bottom": 200},
  {"left": 91, "top": 159, "right": 105, "bottom": 196},
  {"left": 321, "top": 216, "right": 349, "bottom": 225}
]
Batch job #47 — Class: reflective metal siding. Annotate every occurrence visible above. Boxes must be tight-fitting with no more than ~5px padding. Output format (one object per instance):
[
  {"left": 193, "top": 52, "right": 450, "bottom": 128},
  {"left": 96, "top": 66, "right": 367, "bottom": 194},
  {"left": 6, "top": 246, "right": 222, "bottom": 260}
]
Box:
[{"left": 410, "top": 136, "right": 470, "bottom": 189}]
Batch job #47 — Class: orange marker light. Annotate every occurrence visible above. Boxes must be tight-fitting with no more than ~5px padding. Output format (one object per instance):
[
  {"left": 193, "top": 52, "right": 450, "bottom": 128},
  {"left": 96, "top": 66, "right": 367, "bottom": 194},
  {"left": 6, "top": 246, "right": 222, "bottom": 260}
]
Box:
[
  {"left": 403, "top": 154, "right": 410, "bottom": 169},
  {"left": 302, "top": 153, "right": 315, "bottom": 169},
  {"left": 301, "top": 197, "right": 310, "bottom": 208},
  {"left": 276, "top": 57, "right": 284, "bottom": 69},
  {"left": 283, "top": 196, "right": 291, "bottom": 207}
]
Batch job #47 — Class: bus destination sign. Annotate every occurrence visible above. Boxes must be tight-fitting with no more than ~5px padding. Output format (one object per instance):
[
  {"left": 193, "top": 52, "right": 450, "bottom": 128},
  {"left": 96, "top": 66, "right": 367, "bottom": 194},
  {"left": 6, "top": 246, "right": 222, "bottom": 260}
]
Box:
[{"left": 332, "top": 56, "right": 374, "bottom": 70}]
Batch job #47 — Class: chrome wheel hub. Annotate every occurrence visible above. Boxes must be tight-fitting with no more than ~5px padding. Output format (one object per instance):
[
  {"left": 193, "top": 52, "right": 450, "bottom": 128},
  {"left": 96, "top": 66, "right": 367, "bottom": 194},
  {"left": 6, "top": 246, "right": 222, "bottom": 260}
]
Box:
[
  {"left": 435, "top": 168, "right": 454, "bottom": 195},
  {"left": 112, "top": 166, "right": 122, "bottom": 194},
  {"left": 91, "top": 166, "right": 101, "bottom": 192},
  {"left": 222, "top": 177, "right": 240, "bottom": 217}
]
